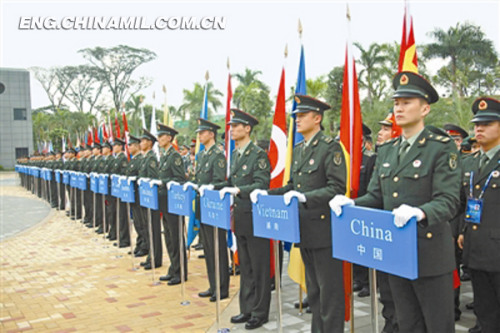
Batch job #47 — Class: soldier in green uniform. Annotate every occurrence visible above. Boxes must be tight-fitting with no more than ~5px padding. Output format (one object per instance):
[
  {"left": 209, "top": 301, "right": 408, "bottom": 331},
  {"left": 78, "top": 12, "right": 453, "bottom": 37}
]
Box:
[
  {"left": 109, "top": 138, "right": 130, "bottom": 246},
  {"left": 458, "top": 97, "right": 500, "bottom": 333},
  {"left": 138, "top": 129, "right": 162, "bottom": 270},
  {"left": 82, "top": 145, "right": 94, "bottom": 227},
  {"left": 65, "top": 148, "right": 79, "bottom": 218},
  {"left": 259, "top": 95, "right": 347, "bottom": 332},
  {"left": 125, "top": 135, "right": 148, "bottom": 257},
  {"left": 155, "top": 123, "right": 187, "bottom": 285},
  {"left": 208, "top": 109, "right": 271, "bottom": 330},
  {"left": 55, "top": 151, "right": 65, "bottom": 210},
  {"left": 190, "top": 118, "right": 229, "bottom": 301},
  {"left": 46, "top": 151, "right": 58, "bottom": 208},
  {"left": 444, "top": 123, "right": 469, "bottom": 152},
  {"left": 332, "top": 72, "right": 461, "bottom": 332},
  {"left": 98, "top": 141, "right": 114, "bottom": 236},
  {"left": 94, "top": 142, "right": 109, "bottom": 234}
]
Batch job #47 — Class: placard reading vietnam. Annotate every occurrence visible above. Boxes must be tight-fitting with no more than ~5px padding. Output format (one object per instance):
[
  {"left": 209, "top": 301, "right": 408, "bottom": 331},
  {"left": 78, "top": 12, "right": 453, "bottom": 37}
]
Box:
[
  {"left": 139, "top": 181, "right": 159, "bottom": 210},
  {"left": 252, "top": 195, "right": 300, "bottom": 243},
  {"left": 331, "top": 205, "right": 418, "bottom": 280},
  {"left": 98, "top": 174, "right": 109, "bottom": 195},
  {"left": 120, "top": 180, "right": 135, "bottom": 203},
  {"left": 200, "top": 190, "right": 231, "bottom": 230},
  {"left": 167, "top": 184, "right": 194, "bottom": 216}
]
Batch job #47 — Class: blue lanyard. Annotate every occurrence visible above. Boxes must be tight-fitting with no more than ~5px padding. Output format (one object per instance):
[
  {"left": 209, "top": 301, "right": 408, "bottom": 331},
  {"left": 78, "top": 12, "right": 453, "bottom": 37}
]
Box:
[{"left": 469, "top": 171, "right": 495, "bottom": 199}]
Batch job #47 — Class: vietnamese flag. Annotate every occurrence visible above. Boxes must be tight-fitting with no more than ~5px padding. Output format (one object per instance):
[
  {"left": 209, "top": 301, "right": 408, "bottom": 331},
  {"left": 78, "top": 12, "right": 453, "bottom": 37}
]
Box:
[{"left": 398, "top": 5, "right": 418, "bottom": 73}]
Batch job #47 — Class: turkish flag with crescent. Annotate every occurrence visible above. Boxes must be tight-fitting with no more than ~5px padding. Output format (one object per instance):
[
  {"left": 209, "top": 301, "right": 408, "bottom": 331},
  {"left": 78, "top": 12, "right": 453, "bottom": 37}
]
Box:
[{"left": 268, "top": 68, "right": 287, "bottom": 189}]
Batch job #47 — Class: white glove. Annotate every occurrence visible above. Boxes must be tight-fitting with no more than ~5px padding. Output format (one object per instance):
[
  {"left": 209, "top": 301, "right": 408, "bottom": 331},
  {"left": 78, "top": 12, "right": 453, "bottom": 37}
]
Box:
[
  {"left": 392, "top": 204, "right": 425, "bottom": 228},
  {"left": 199, "top": 184, "right": 214, "bottom": 196},
  {"left": 219, "top": 187, "right": 240, "bottom": 200},
  {"left": 166, "top": 180, "right": 180, "bottom": 190},
  {"left": 149, "top": 179, "right": 162, "bottom": 187},
  {"left": 85, "top": 173, "right": 90, "bottom": 178},
  {"left": 127, "top": 176, "right": 137, "bottom": 185},
  {"left": 183, "top": 181, "right": 199, "bottom": 191},
  {"left": 250, "top": 189, "right": 268, "bottom": 204},
  {"left": 329, "top": 195, "right": 355, "bottom": 217},
  {"left": 283, "top": 190, "right": 307, "bottom": 205},
  {"left": 137, "top": 177, "right": 150, "bottom": 185}
]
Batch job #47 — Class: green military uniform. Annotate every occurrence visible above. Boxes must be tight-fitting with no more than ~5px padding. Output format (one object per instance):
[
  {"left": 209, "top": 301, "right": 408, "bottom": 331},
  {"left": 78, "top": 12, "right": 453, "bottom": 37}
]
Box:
[
  {"left": 108, "top": 139, "right": 130, "bottom": 246},
  {"left": 355, "top": 72, "right": 461, "bottom": 332},
  {"left": 54, "top": 154, "right": 65, "bottom": 210},
  {"left": 98, "top": 143, "right": 114, "bottom": 235},
  {"left": 194, "top": 119, "right": 229, "bottom": 299},
  {"left": 460, "top": 97, "right": 500, "bottom": 332},
  {"left": 156, "top": 124, "right": 187, "bottom": 284},
  {"left": 214, "top": 109, "right": 271, "bottom": 323},
  {"left": 138, "top": 129, "right": 162, "bottom": 269},
  {"left": 82, "top": 147, "right": 94, "bottom": 225},
  {"left": 270, "top": 95, "right": 347, "bottom": 332},
  {"left": 94, "top": 145, "right": 107, "bottom": 233},
  {"left": 124, "top": 135, "right": 148, "bottom": 256}
]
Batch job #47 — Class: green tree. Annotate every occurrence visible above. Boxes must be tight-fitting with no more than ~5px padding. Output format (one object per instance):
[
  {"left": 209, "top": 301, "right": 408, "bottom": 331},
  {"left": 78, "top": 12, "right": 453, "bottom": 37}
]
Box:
[
  {"left": 180, "top": 82, "right": 223, "bottom": 130},
  {"left": 306, "top": 76, "right": 327, "bottom": 98}
]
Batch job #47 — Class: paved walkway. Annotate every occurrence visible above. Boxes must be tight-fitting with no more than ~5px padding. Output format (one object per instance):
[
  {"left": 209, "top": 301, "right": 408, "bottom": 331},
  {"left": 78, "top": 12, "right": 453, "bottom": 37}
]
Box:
[{"left": 1, "top": 172, "right": 477, "bottom": 332}]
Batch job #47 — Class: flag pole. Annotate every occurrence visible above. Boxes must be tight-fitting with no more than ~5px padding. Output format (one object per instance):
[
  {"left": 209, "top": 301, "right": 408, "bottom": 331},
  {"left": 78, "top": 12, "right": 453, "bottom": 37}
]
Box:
[{"left": 227, "top": 57, "right": 237, "bottom": 279}]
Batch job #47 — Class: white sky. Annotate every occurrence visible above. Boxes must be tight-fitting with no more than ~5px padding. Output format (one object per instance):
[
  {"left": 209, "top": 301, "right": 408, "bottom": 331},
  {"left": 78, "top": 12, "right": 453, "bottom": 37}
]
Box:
[{"left": 1, "top": 0, "right": 499, "bottom": 114}]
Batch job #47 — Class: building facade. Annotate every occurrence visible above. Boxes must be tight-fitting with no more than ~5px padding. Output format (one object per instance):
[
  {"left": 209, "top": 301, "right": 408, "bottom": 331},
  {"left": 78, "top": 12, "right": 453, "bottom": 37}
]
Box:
[{"left": 0, "top": 68, "right": 33, "bottom": 169}]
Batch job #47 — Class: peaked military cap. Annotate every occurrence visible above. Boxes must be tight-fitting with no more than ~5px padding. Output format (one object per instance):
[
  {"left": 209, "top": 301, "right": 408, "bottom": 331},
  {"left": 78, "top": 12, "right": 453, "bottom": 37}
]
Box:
[
  {"left": 92, "top": 142, "right": 102, "bottom": 149},
  {"left": 196, "top": 118, "right": 221, "bottom": 133},
  {"left": 471, "top": 97, "right": 500, "bottom": 123},
  {"left": 140, "top": 128, "right": 157, "bottom": 142},
  {"left": 66, "top": 147, "right": 76, "bottom": 154},
  {"left": 362, "top": 124, "right": 372, "bottom": 136},
  {"left": 379, "top": 108, "right": 395, "bottom": 126},
  {"left": 392, "top": 71, "right": 439, "bottom": 104},
  {"left": 48, "top": 151, "right": 56, "bottom": 156},
  {"left": 228, "top": 108, "right": 259, "bottom": 127},
  {"left": 112, "top": 138, "right": 125, "bottom": 146},
  {"left": 84, "top": 144, "right": 92, "bottom": 151},
  {"left": 157, "top": 122, "right": 178, "bottom": 137},
  {"left": 190, "top": 139, "right": 196, "bottom": 147},
  {"left": 293, "top": 94, "right": 331, "bottom": 114},
  {"left": 443, "top": 124, "right": 468, "bottom": 139},
  {"left": 128, "top": 135, "right": 140, "bottom": 145}
]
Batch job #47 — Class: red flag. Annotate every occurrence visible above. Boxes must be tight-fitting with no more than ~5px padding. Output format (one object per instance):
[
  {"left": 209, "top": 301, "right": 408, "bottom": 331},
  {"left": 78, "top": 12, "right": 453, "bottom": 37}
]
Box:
[
  {"left": 398, "top": 6, "right": 418, "bottom": 73},
  {"left": 87, "top": 128, "right": 93, "bottom": 146},
  {"left": 102, "top": 122, "right": 109, "bottom": 142},
  {"left": 339, "top": 45, "right": 363, "bottom": 322},
  {"left": 268, "top": 68, "right": 287, "bottom": 189},
  {"left": 122, "top": 110, "right": 131, "bottom": 161},
  {"left": 115, "top": 116, "right": 121, "bottom": 139}
]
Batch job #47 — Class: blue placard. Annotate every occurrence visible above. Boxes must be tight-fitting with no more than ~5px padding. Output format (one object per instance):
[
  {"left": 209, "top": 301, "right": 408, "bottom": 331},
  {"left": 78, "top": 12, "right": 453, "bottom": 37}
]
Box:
[
  {"left": 120, "top": 179, "right": 135, "bottom": 203},
  {"left": 98, "top": 174, "right": 109, "bottom": 195},
  {"left": 70, "top": 172, "right": 78, "bottom": 188},
  {"left": 167, "top": 184, "right": 195, "bottom": 216},
  {"left": 90, "top": 174, "right": 99, "bottom": 193},
  {"left": 63, "top": 171, "right": 70, "bottom": 185},
  {"left": 200, "top": 190, "right": 231, "bottom": 230},
  {"left": 252, "top": 195, "right": 300, "bottom": 243},
  {"left": 55, "top": 170, "right": 61, "bottom": 183},
  {"left": 111, "top": 175, "right": 121, "bottom": 197},
  {"left": 78, "top": 173, "right": 87, "bottom": 190},
  {"left": 34, "top": 168, "right": 40, "bottom": 178},
  {"left": 331, "top": 205, "right": 418, "bottom": 280},
  {"left": 46, "top": 169, "right": 52, "bottom": 181},
  {"left": 139, "top": 181, "right": 159, "bottom": 210}
]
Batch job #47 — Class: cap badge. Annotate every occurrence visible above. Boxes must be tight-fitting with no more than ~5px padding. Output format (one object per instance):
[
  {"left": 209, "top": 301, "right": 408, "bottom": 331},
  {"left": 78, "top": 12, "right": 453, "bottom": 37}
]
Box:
[
  {"left": 294, "top": 96, "right": 301, "bottom": 103},
  {"left": 400, "top": 74, "right": 409, "bottom": 85},
  {"left": 478, "top": 100, "right": 488, "bottom": 110}
]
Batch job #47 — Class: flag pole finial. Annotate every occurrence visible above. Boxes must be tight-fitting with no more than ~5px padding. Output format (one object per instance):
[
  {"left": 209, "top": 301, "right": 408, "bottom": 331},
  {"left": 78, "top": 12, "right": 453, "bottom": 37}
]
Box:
[
  {"left": 152, "top": 91, "right": 156, "bottom": 100},
  {"left": 162, "top": 84, "right": 166, "bottom": 94},
  {"left": 284, "top": 44, "right": 288, "bottom": 58},
  {"left": 298, "top": 19, "right": 303, "bottom": 39},
  {"left": 205, "top": 70, "right": 210, "bottom": 81},
  {"left": 227, "top": 57, "right": 230, "bottom": 71},
  {"left": 139, "top": 95, "right": 143, "bottom": 104},
  {"left": 346, "top": 3, "right": 351, "bottom": 21}
]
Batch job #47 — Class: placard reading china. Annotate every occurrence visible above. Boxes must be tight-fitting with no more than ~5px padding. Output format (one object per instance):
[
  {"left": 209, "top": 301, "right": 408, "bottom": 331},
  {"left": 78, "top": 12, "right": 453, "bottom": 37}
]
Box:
[{"left": 331, "top": 205, "right": 418, "bottom": 280}]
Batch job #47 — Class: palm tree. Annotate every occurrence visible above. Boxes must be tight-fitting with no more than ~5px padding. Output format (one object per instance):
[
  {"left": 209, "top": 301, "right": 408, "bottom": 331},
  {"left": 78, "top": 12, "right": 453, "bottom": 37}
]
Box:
[
  {"left": 180, "top": 82, "right": 223, "bottom": 130},
  {"left": 306, "top": 76, "right": 327, "bottom": 98},
  {"left": 354, "top": 42, "right": 389, "bottom": 104}
]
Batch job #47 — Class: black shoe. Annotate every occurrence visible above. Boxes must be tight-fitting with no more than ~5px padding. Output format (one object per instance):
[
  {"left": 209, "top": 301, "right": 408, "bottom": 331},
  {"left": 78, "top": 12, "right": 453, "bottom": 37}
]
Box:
[
  {"left": 96, "top": 229, "right": 104, "bottom": 234},
  {"left": 358, "top": 286, "right": 370, "bottom": 298},
  {"left": 245, "top": 317, "right": 268, "bottom": 330},
  {"left": 209, "top": 294, "right": 228, "bottom": 302},
  {"left": 198, "top": 254, "right": 205, "bottom": 259},
  {"left": 230, "top": 313, "right": 251, "bottom": 324},
  {"left": 198, "top": 290, "right": 212, "bottom": 298},
  {"left": 306, "top": 306, "right": 311, "bottom": 313},
  {"left": 144, "top": 263, "right": 161, "bottom": 270},
  {"left": 159, "top": 275, "right": 173, "bottom": 282},
  {"left": 135, "top": 250, "right": 148, "bottom": 257},
  {"left": 119, "top": 243, "right": 130, "bottom": 248},
  {"left": 294, "top": 298, "right": 309, "bottom": 309},
  {"left": 85, "top": 223, "right": 94, "bottom": 228},
  {"left": 466, "top": 302, "right": 474, "bottom": 310},
  {"left": 66, "top": 212, "right": 70, "bottom": 216},
  {"left": 140, "top": 261, "right": 149, "bottom": 267},
  {"left": 468, "top": 322, "right": 481, "bottom": 333},
  {"left": 353, "top": 281, "right": 363, "bottom": 292},
  {"left": 455, "top": 312, "right": 461, "bottom": 322},
  {"left": 167, "top": 277, "right": 186, "bottom": 285}
]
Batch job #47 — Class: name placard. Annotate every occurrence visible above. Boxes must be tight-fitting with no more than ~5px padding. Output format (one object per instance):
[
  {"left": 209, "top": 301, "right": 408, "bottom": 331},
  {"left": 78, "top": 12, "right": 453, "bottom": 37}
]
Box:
[
  {"left": 252, "top": 195, "right": 300, "bottom": 243},
  {"left": 63, "top": 171, "right": 70, "bottom": 185},
  {"left": 70, "top": 172, "right": 78, "bottom": 188},
  {"left": 111, "top": 175, "right": 121, "bottom": 198},
  {"left": 45, "top": 169, "right": 52, "bottom": 181},
  {"left": 139, "top": 180, "right": 159, "bottom": 210},
  {"left": 90, "top": 174, "right": 99, "bottom": 193},
  {"left": 331, "top": 205, "right": 418, "bottom": 280},
  {"left": 120, "top": 179, "right": 135, "bottom": 203},
  {"left": 167, "top": 184, "right": 194, "bottom": 216},
  {"left": 200, "top": 190, "right": 231, "bottom": 230},
  {"left": 98, "top": 174, "right": 109, "bottom": 195},
  {"left": 55, "top": 170, "right": 61, "bottom": 183},
  {"left": 78, "top": 173, "right": 87, "bottom": 191}
]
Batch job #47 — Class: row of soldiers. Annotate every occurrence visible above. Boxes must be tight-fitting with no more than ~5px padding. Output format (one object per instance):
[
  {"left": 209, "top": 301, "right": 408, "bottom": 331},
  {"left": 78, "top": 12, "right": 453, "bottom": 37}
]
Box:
[{"left": 17, "top": 70, "right": 500, "bottom": 332}]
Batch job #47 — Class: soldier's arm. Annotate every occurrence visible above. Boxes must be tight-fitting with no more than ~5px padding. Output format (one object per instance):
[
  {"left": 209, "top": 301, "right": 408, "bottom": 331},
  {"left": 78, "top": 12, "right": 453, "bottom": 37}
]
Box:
[
  {"left": 212, "top": 152, "right": 227, "bottom": 183},
  {"left": 303, "top": 142, "right": 346, "bottom": 207},
  {"left": 171, "top": 153, "right": 186, "bottom": 182},
  {"left": 418, "top": 142, "right": 461, "bottom": 226},
  {"left": 355, "top": 150, "right": 384, "bottom": 209},
  {"left": 237, "top": 150, "right": 271, "bottom": 199},
  {"left": 147, "top": 157, "right": 160, "bottom": 179}
]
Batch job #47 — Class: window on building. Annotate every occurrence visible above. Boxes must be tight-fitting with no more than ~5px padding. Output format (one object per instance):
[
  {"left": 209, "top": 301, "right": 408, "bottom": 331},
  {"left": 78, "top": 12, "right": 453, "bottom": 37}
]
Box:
[
  {"left": 15, "top": 148, "right": 29, "bottom": 159},
  {"left": 13, "top": 108, "right": 27, "bottom": 120}
]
